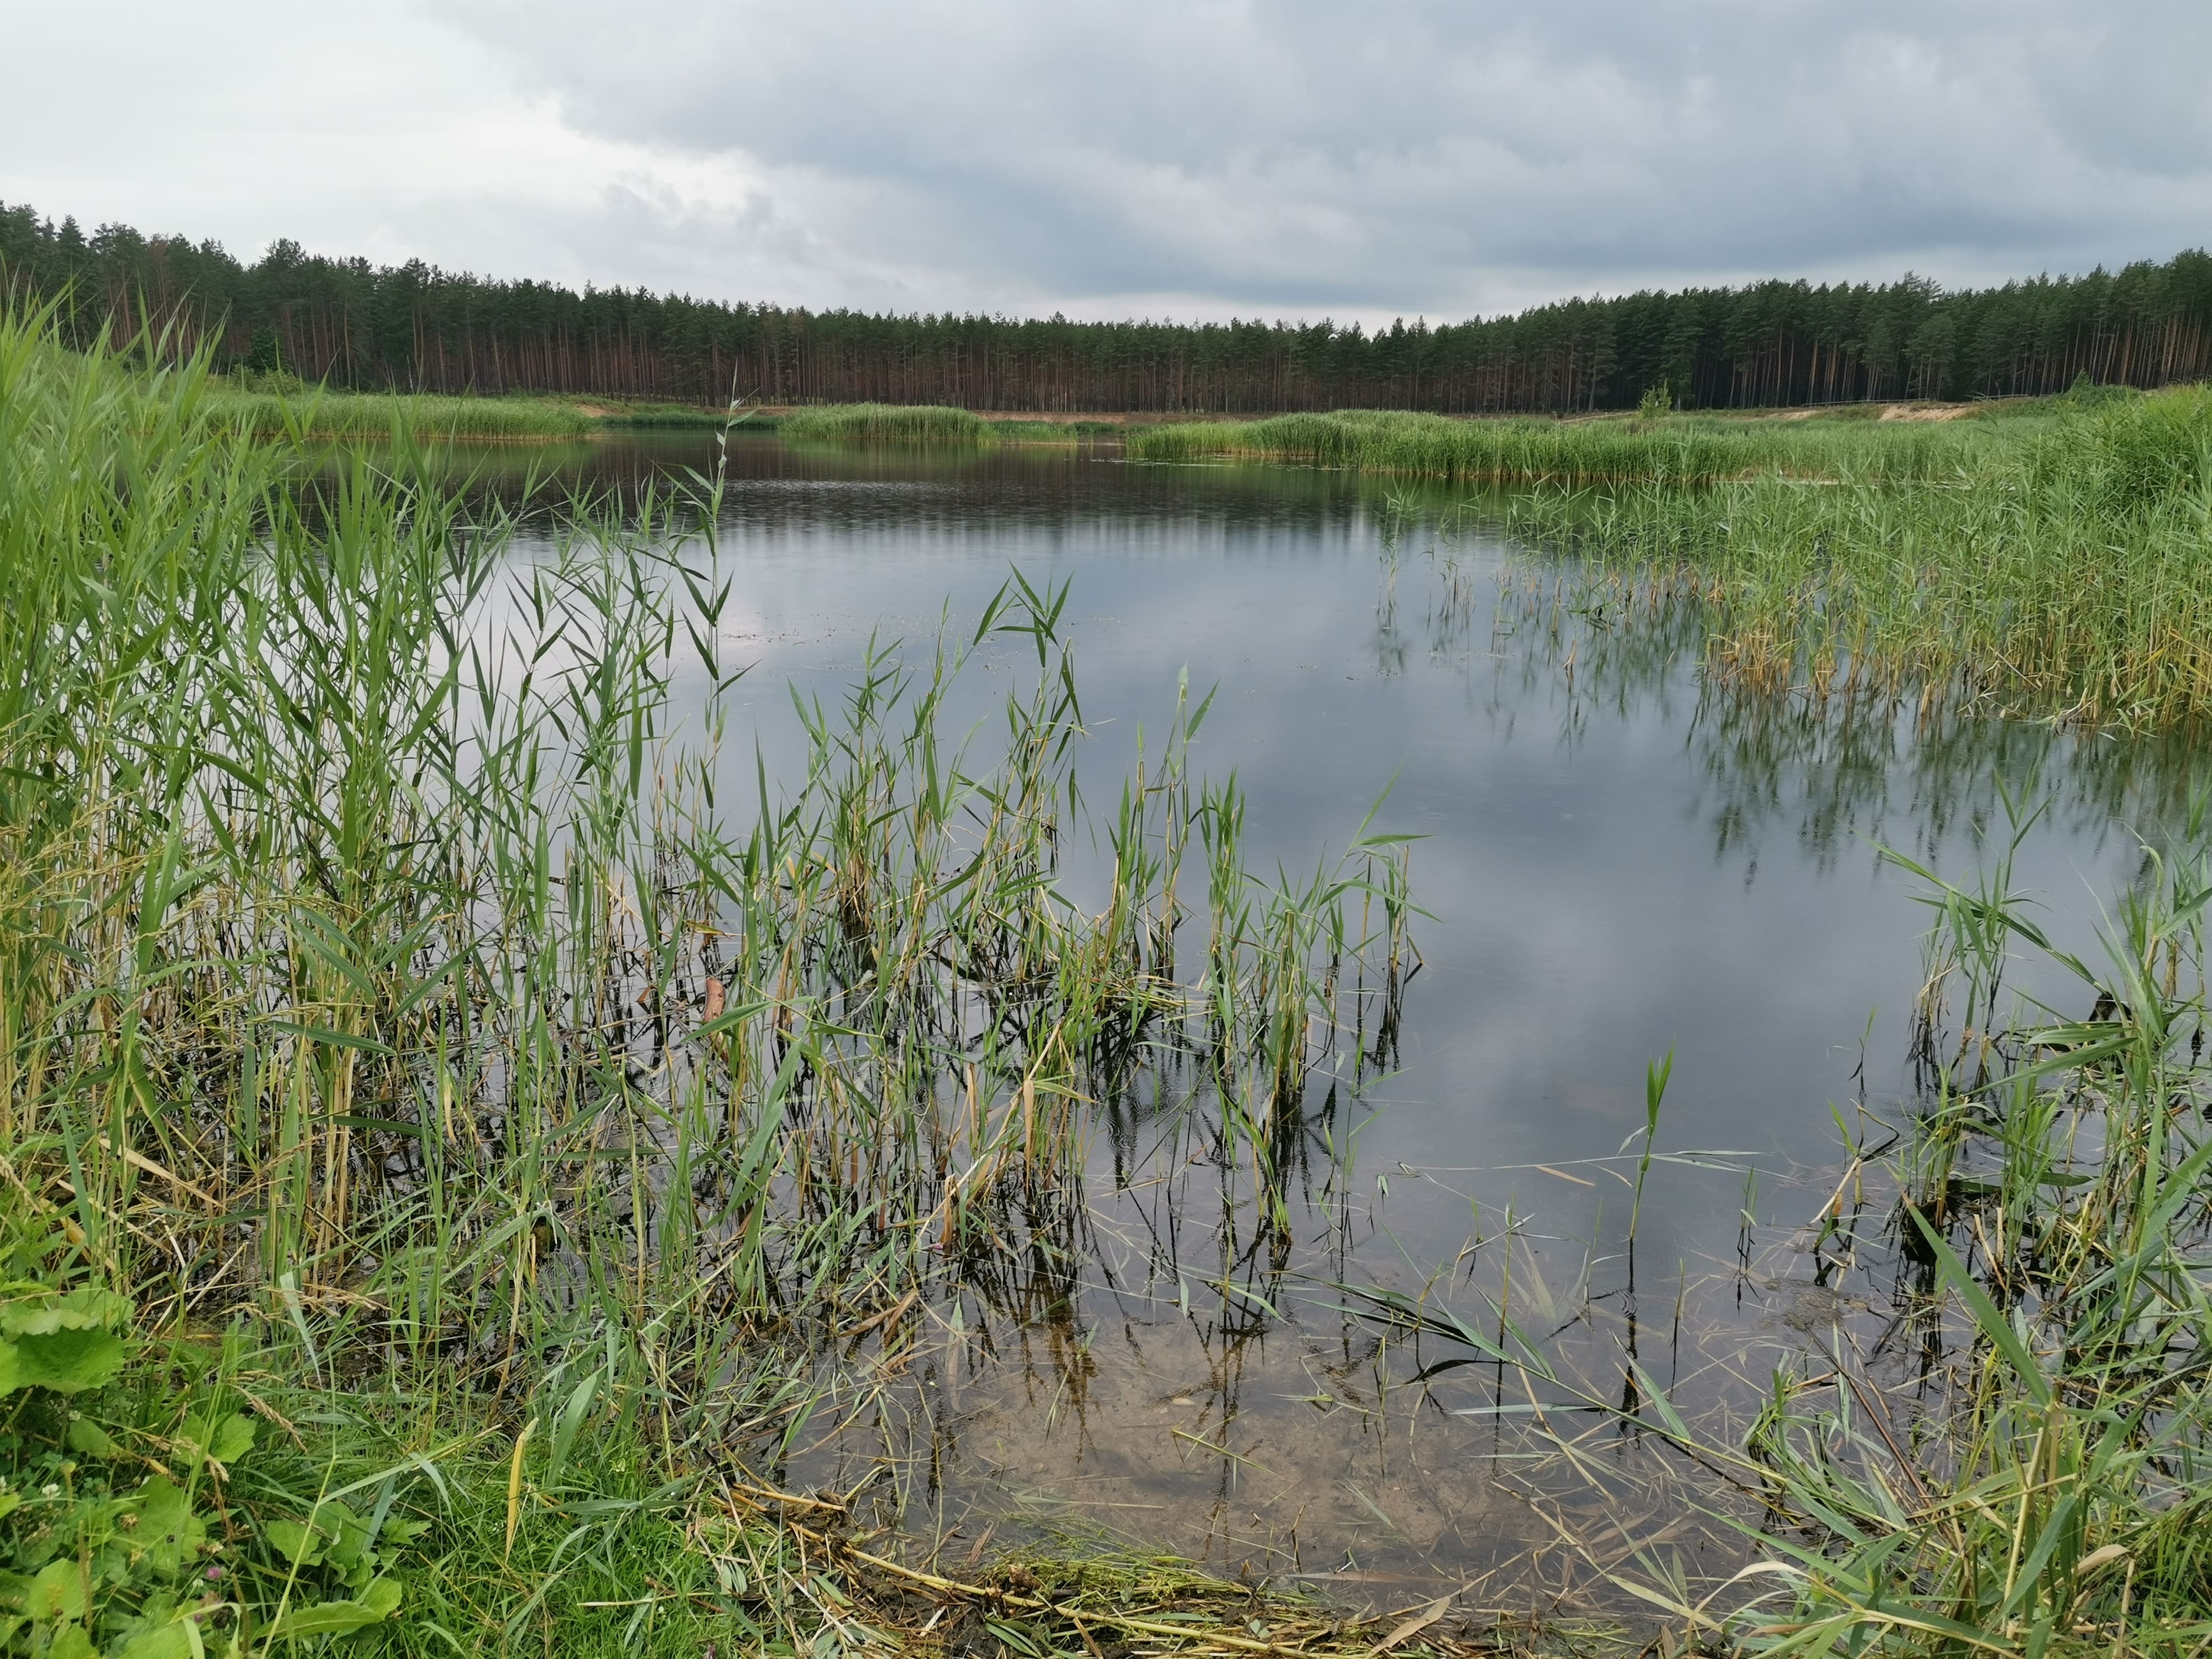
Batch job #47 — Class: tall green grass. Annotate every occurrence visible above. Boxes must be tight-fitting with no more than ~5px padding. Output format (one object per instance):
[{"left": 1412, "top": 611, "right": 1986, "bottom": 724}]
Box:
[
  {"left": 204, "top": 384, "right": 599, "bottom": 440},
  {"left": 1506, "top": 385, "right": 2212, "bottom": 726},
  {"left": 1146, "top": 392, "right": 2212, "bottom": 727},
  {"left": 1713, "top": 801, "right": 2212, "bottom": 1658},
  {"left": 1126, "top": 407, "right": 2013, "bottom": 484},
  {"left": 0, "top": 303, "right": 1418, "bottom": 1651},
  {"left": 780, "top": 401, "right": 990, "bottom": 444}
]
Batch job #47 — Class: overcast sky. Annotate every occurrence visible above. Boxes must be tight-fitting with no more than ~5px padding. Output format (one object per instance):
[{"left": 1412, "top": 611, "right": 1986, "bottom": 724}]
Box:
[{"left": 7, "top": 1, "right": 2206, "bottom": 325}]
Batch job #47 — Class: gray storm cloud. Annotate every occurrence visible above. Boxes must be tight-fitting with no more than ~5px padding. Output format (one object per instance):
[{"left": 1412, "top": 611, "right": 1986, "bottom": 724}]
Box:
[
  {"left": 3, "top": 0, "right": 2204, "bottom": 319},
  {"left": 437, "top": 0, "right": 2212, "bottom": 314}
]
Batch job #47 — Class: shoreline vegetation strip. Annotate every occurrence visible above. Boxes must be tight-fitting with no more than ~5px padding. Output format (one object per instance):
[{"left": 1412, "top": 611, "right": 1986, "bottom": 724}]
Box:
[
  {"left": 199, "top": 387, "right": 1133, "bottom": 442},
  {"left": 4, "top": 301, "right": 2210, "bottom": 1656},
  {"left": 1122, "top": 392, "right": 2212, "bottom": 729}
]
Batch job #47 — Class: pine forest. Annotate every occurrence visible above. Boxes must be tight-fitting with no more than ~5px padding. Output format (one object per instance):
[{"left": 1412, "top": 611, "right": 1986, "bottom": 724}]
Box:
[{"left": 4, "top": 199, "right": 2210, "bottom": 413}]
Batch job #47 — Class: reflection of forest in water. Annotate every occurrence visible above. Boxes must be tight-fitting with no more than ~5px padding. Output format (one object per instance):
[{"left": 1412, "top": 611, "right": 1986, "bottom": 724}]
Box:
[
  {"left": 327, "top": 429, "right": 1406, "bottom": 539},
  {"left": 1374, "top": 512, "right": 2207, "bottom": 883}
]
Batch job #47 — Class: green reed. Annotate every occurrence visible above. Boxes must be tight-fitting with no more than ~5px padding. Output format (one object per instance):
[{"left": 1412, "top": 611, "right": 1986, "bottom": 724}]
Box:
[
  {"left": 1127, "top": 407, "right": 2010, "bottom": 484},
  {"left": 203, "top": 384, "right": 599, "bottom": 440},
  {"left": 780, "top": 402, "right": 990, "bottom": 445},
  {"left": 1702, "top": 799, "right": 2212, "bottom": 1659},
  {"left": 1503, "top": 385, "right": 2212, "bottom": 727},
  {"left": 0, "top": 296, "right": 1433, "bottom": 1655},
  {"left": 0, "top": 299, "right": 1419, "bottom": 1651}
]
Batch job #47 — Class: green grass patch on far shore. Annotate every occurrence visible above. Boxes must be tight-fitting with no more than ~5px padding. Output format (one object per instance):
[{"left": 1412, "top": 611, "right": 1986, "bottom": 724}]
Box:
[
  {"left": 209, "top": 385, "right": 597, "bottom": 440},
  {"left": 781, "top": 404, "right": 1126, "bottom": 445},
  {"left": 203, "top": 380, "right": 754, "bottom": 440},
  {"left": 1125, "top": 404, "right": 2023, "bottom": 484},
  {"left": 985, "top": 416, "right": 1126, "bottom": 442},
  {"left": 780, "top": 400, "right": 992, "bottom": 444}
]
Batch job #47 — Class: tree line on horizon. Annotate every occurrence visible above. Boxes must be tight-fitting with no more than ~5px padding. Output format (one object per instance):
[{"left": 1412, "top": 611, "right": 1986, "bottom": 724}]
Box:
[{"left": 4, "top": 200, "right": 2209, "bottom": 414}]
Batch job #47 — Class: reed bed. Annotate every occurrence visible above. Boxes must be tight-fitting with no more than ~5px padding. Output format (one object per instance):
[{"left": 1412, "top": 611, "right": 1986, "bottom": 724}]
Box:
[
  {"left": 983, "top": 416, "right": 1124, "bottom": 444},
  {"left": 1144, "top": 390, "right": 2212, "bottom": 728},
  {"left": 782, "top": 401, "right": 992, "bottom": 445},
  {"left": 583, "top": 400, "right": 742, "bottom": 429},
  {"left": 1501, "top": 385, "right": 2212, "bottom": 727},
  {"left": 202, "top": 384, "right": 601, "bottom": 440},
  {"left": 1126, "top": 408, "right": 2011, "bottom": 485},
  {"left": 0, "top": 303, "right": 1428, "bottom": 1652}
]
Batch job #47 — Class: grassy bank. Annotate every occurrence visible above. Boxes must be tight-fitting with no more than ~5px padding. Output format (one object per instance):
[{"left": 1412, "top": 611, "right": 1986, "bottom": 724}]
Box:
[
  {"left": 782, "top": 403, "right": 1125, "bottom": 445},
  {"left": 208, "top": 386, "right": 1124, "bottom": 446},
  {"left": 1502, "top": 384, "right": 2212, "bottom": 727},
  {"left": 780, "top": 401, "right": 992, "bottom": 444},
  {"left": 984, "top": 416, "right": 1127, "bottom": 442},
  {"left": 210, "top": 385, "right": 589, "bottom": 440},
  {"left": 1124, "top": 405, "right": 2021, "bottom": 484},
  {"left": 1137, "top": 390, "right": 2212, "bottom": 728},
  {"left": 0, "top": 306, "right": 1439, "bottom": 1652},
  {"left": 203, "top": 382, "right": 745, "bottom": 440}
]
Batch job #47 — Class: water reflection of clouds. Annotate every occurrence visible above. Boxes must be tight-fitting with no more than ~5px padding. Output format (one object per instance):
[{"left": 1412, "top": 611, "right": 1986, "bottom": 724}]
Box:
[
  {"left": 486, "top": 439, "right": 2196, "bottom": 1209},
  {"left": 477, "top": 437, "right": 2194, "bottom": 1591}
]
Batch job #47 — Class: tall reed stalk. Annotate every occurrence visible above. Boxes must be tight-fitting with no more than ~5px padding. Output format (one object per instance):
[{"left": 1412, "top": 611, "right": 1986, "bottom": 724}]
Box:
[{"left": 0, "top": 297, "right": 1414, "bottom": 1446}]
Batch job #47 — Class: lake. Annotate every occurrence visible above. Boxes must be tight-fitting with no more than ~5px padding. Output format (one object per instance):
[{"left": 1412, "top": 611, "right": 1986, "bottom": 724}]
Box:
[{"left": 486, "top": 430, "right": 2199, "bottom": 1606}]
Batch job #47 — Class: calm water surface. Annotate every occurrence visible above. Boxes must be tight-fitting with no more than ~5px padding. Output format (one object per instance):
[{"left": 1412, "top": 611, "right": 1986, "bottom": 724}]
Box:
[{"left": 497, "top": 433, "right": 2198, "bottom": 1605}]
